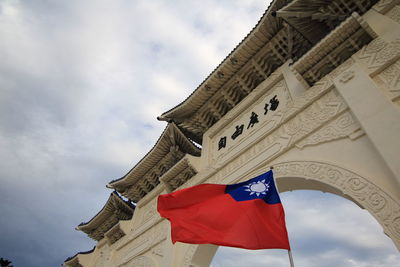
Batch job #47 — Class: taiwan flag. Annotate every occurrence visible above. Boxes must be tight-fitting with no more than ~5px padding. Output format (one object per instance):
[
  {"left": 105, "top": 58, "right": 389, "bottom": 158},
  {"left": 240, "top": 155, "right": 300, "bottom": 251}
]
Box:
[{"left": 157, "top": 170, "right": 290, "bottom": 250}]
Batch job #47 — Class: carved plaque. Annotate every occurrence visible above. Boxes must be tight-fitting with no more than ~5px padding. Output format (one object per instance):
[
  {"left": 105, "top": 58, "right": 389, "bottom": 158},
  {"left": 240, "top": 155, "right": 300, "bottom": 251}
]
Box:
[{"left": 212, "top": 79, "right": 290, "bottom": 161}]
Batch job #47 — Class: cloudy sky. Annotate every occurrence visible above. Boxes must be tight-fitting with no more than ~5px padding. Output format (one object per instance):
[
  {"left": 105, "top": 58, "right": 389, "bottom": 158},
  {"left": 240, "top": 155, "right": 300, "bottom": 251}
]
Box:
[{"left": 0, "top": 0, "right": 398, "bottom": 266}]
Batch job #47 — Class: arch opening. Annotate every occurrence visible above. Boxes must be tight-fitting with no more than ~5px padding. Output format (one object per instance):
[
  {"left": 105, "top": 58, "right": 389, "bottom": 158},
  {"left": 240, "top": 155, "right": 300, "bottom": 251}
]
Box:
[
  {"left": 209, "top": 190, "right": 400, "bottom": 267},
  {"left": 185, "top": 161, "right": 400, "bottom": 267}
]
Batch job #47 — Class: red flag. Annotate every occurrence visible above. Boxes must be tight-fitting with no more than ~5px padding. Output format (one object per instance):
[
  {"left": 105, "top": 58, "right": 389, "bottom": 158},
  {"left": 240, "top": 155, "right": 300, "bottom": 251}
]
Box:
[{"left": 157, "top": 170, "right": 290, "bottom": 250}]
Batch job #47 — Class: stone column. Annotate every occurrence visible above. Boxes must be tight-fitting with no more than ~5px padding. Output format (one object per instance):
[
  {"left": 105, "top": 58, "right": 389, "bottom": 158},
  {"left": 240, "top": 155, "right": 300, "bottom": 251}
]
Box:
[{"left": 332, "top": 62, "right": 400, "bottom": 184}]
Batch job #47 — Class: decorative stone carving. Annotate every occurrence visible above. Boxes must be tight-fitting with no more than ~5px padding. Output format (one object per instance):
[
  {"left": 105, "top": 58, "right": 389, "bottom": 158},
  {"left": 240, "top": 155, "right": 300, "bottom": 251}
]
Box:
[
  {"left": 118, "top": 221, "right": 167, "bottom": 265},
  {"left": 328, "top": 58, "right": 356, "bottom": 79},
  {"left": 105, "top": 224, "right": 126, "bottom": 245},
  {"left": 213, "top": 78, "right": 291, "bottom": 160},
  {"left": 376, "top": 58, "right": 400, "bottom": 103},
  {"left": 280, "top": 78, "right": 334, "bottom": 121},
  {"left": 274, "top": 161, "right": 400, "bottom": 247},
  {"left": 339, "top": 70, "right": 355, "bottom": 83},
  {"left": 209, "top": 88, "right": 348, "bottom": 186},
  {"left": 379, "top": 60, "right": 400, "bottom": 87},
  {"left": 284, "top": 90, "right": 346, "bottom": 147},
  {"left": 123, "top": 149, "right": 186, "bottom": 201},
  {"left": 213, "top": 78, "right": 332, "bottom": 161},
  {"left": 295, "top": 111, "right": 362, "bottom": 149},
  {"left": 386, "top": 5, "right": 400, "bottom": 23},
  {"left": 141, "top": 200, "right": 157, "bottom": 225},
  {"left": 356, "top": 37, "right": 400, "bottom": 74},
  {"left": 66, "top": 2, "right": 400, "bottom": 266},
  {"left": 151, "top": 243, "right": 164, "bottom": 257},
  {"left": 160, "top": 158, "right": 198, "bottom": 191},
  {"left": 126, "top": 200, "right": 162, "bottom": 241},
  {"left": 373, "top": 0, "right": 400, "bottom": 14}
]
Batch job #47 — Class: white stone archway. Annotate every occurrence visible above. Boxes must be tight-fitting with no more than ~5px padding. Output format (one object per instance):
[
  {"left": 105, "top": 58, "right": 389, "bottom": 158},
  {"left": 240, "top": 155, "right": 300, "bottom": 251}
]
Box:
[{"left": 65, "top": 1, "right": 400, "bottom": 266}]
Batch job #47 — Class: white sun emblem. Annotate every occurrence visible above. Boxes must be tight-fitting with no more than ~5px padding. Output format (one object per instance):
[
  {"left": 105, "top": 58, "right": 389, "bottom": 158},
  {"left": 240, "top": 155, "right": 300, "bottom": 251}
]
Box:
[{"left": 244, "top": 179, "right": 270, "bottom": 197}]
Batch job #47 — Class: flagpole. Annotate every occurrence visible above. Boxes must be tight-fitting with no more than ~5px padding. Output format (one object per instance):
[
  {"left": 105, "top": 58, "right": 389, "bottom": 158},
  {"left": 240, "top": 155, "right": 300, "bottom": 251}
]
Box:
[
  {"left": 270, "top": 166, "right": 295, "bottom": 267},
  {"left": 288, "top": 250, "right": 295, "bottom": 267}
]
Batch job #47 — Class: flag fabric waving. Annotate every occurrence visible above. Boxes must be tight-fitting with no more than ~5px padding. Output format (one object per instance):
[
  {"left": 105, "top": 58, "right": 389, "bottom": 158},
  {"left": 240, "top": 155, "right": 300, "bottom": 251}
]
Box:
[{"left": 157, "top": 170, "right": 290, "bottom": 250}]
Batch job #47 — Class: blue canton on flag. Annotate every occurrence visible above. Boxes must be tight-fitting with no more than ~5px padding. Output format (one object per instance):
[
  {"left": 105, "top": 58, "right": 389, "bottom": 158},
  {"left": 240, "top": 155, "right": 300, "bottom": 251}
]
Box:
[{"left": 225, "top": 170, "right": 281, "bottom": 204}]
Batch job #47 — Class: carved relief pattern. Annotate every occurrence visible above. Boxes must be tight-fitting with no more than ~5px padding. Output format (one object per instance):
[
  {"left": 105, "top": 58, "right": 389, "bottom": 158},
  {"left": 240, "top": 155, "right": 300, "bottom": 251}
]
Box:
[
  {"left": 208, "top": 88, "right": 347, "bottom": 185},
  {"left": 167, "top": 166, "right": 197, "bottom": 191},
  {"left": 118, "top": 221, "right": 167, "bottom": 266},
  {"left": 141, "top": 200, "right": 158, "bottom": 224},
  {"left": 213, "top": 77, "right": 334, "bottom": 165},
  {"left": 280, "top": 78, "right": 333, "bottom": 122},
  {"left": 295, "top": 111, "right": 361, "bottom": 149},
  {"left": 117, "top": 202, "right": 163, "bottom": 254},
  {"left": 328, "top": 58, "right": 356, "bottom": 79},
  {"left": 151, "top": 243, "right": 164, "bottom": 257},
  {"left": 213, "top": 78, "right": 290, "bottom": 159},
  {"left": 338, "top": 70, "right": 355, "bottom": 83},
  {"left": 283, "top": 90, "right": 346, "bottom": 147},
  {"left": 356, "top": 37, "right": 400, "bottom": 74},
  {"left": 386, "top": 5, "right": 400, "bottom": 23},
  {"left": 376, "top": 59, "right": 400, "bottom": 102},
  {"left": 274, "top": 161, "right": 400, "bottom": 246},
  {"left": 186, "top": 60, "right": 357, "bottom": 189},
  {"left": 373, "top": 0, "right": 399, "bottom": 13},
  {"left": 106, "top": 227, "right": 125, "bottom": 245},
  {"left": 124, "top": 149, "right": 185, "bottom": 202}
]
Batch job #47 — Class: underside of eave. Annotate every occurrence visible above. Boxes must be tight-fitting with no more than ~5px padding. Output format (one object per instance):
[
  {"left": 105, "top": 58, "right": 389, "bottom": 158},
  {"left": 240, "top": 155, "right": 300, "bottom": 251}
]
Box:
[
  {"left": 158, "top": 0, "right": 380, "bottom": 145},
  {"left": 160, "top": 156, "right": 198, "bottom": 192},
  {"left": 76, "top": 192, "right": 134, "bottom": 233},
  {"left": 107, "top": 122, "right": 201, "bottom": 189},
  {"left": 274, "top": 0, "right": 379, "bottom": 44},
  {"left": 64, "top": 247, "right": 95, "bottom": 266},
  {"left": 158, "top": 0, "right": 289, "bottom": 122}
]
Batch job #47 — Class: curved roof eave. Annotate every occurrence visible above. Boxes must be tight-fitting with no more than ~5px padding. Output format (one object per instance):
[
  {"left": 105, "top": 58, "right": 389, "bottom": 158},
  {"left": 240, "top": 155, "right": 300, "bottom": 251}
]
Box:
[
  {"left": 158, "top": 0, "right": 288, "bottom": 122},
  {"left": 64, "top": 246, "right": 96, "bottom": 265},
  {"left": 76, "top": 192, "right": 134, "bottom": 231},
  {"left": 107, "top": 122, "right": 201, "bottom": 189}
]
